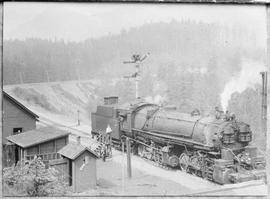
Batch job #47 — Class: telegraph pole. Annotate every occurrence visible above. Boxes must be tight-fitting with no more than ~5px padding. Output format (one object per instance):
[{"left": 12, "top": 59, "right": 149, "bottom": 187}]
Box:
[
  {"left": 19, "top": 72, "right": 23, "bottom": 84},
  {"left": 46, "top": 70, "right": 50, "bottom": 83},
  {"left": 77, "top": 110, "right": 80, "bottom": 126},
  {"left": 75, "top": 59, "right": 81, "bottom": 82},
  {"left": 260, "top": 71, "right": 267, "bottom": 138},
  {"left": 135, "top": 64, "right": 139, "bottom": 99},
  {"left": 121, "top": 140, "right": 125, "bottom": 193},
  {"left": 123, "top": 53, "right": 150, "bottom": 99},
  {"left": 126, "top": 138, "right": 132, "bottom": 178}
]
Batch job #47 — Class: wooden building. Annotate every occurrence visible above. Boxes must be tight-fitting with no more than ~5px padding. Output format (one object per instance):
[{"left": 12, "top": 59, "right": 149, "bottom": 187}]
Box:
[
  {"left": 3, "top": 91, "right": 39, "bottom": 142},
  {"left": 58, "top": 139, "right": 99, "bottom": 193},
  {"left": 3, "top": 91, "right": 39, "bottom": 167},
  {"left": 6, "top": 126, "right": 70, "bottom": 165}
]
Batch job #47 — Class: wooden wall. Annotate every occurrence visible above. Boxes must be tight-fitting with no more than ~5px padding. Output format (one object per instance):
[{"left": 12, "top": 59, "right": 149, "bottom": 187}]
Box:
[
  {"left": 73, "top": 151, "right": 97, "bottom": 192},
  {"left": 25, "top": 136, "right": 68, "bottom": 160},
  {"left": 3, "top": 96, "right": 36, "bottom": 144},
  {"left": 50, "top": 158, "right": 69, "bottom": 184}
]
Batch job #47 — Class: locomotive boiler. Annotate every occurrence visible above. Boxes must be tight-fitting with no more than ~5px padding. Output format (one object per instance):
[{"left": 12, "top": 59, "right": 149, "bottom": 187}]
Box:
[{"left": 91, "top": 97, "right": 266, "bottom": 184}]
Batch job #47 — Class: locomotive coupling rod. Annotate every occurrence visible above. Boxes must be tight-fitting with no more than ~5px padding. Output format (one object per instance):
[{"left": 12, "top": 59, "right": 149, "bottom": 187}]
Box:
[{"left": 121, "top": 135, "right": 159, "bottom": 151}]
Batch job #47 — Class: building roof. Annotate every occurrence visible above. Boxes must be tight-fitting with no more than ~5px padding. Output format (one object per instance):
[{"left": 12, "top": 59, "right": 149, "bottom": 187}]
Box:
[
  {"left": 3, "top": 91, "right": 39, "bottom": 120},
  {"left": 58, "top": 142, "right": 99, "bottom": 160},
  {"left": 6, "top": 126, "right": 70, "bottom": 148}
]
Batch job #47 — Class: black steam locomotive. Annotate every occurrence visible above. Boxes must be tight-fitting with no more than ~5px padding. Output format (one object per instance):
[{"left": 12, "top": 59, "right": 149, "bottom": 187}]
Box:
[{"left": 91, "top": 96, "right": 266, "bottom": 184}]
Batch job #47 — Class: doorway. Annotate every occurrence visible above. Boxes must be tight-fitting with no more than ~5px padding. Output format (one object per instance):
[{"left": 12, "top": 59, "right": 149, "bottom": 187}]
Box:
[
  {"left": 14, "top": 146, "right": 19, "bottom": 164},
  {"left": 69, "top": 159, "right": 72, "bottom": 186}
]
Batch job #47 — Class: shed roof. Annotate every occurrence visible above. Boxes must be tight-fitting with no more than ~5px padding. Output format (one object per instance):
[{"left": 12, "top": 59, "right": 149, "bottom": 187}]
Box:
[
  {"left": 6, "top": 126, "right": 70, "bottom": 148},
  {"left": 3, "top": 91, "right": 39, "bottom": 120},
  {"left": 58, "top": 142, "right": 99, "bottom": 160}
]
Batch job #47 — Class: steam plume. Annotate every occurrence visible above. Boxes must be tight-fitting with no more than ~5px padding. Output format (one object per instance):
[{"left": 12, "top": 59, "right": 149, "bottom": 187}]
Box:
[
  {"left": 220, "top": 59, "right": 266, "bottom": 111},
  {"left": 145, "top": 94, "right": 167, "bottom": 105}
]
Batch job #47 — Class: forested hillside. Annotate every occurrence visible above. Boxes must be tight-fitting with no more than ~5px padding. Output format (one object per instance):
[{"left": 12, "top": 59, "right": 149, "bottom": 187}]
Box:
[
  {"left": 4, "top": 20, "right": 267, "bottom": 148},
  {"left": 4, "top": 20, "right": 264, "bottom": 84}
]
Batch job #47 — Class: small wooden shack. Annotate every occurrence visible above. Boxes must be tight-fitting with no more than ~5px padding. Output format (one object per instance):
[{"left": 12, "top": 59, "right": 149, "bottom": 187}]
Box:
[
  {"left": 3, "top": 91, "right": 39, "bottom": 142},
  {"left": 3, "top": 91, "right": 39, "bottom": 167},
  {"left": 58, "top": 140, "right": 99, "bottom": 193},
  {"left": 6, "top": 126, "right": 70, "bottom": 164}
]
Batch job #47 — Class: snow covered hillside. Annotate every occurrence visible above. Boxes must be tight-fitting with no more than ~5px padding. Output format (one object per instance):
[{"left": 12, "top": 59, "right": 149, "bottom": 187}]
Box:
[{"left": 4, "top": 80, "right": 103, "bottom": 131}]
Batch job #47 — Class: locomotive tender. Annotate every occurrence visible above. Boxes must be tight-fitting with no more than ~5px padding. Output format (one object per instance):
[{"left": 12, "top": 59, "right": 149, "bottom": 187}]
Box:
[{"left": 91, "top": 96, "right": 266, "bottom": 184}]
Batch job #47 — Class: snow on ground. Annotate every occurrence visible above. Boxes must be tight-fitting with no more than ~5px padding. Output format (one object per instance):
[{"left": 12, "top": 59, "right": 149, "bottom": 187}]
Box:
[
  {"left": 60, "top": 81, "right": 90, "bottom": 104},
  {"left": 78, "top": 150, "right": 267, "bottom": 196},
  {"left": 4, "top": 80, "right": 99, "bottom": 124},
  {"left": 204, "top": 182, "right": 267, "bottom": 196},
  {"left": 112, "top": 150, "right": 219, "bottom": 191},
  {"left": 78, "top": 159, "right": 193, "bottom": 196}
]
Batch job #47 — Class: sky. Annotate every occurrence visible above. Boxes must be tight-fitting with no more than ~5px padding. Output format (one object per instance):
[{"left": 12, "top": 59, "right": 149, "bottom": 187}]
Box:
[{"left": 3, "top": 2, "right": 267, "bottom": 45}]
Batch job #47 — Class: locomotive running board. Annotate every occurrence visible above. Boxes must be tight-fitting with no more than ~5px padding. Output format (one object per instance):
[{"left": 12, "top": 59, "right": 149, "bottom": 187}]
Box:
[{"left": 132, "top": 128, "right": 213, "bottom": 151}]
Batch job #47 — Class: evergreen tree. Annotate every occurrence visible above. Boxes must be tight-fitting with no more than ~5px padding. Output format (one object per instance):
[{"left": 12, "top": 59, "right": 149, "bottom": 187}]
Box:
[{"left": 3, "top": 157, "right": 70, "bottom": 196}]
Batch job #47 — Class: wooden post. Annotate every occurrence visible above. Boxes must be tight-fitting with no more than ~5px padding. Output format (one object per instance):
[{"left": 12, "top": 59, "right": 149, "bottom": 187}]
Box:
[
  {"left": 20, "top": 148, "right": 23, "bottom": 166},
  {"left": 23, "top": 149, "right": 27, "bottom": 163},
  {"left": 54, "top": 140, "right": 57, "bottom": 159},
  {"left": 260, "top": 71, "right": 268, "bottom": 140},
  {"left": 46, "top": 70, "right": 50, "bottom": 82},
  {"left": 126, "top": 138, "right": 132, "bottom": 178},
  {"left": 135, "top": 64, "right": 139, "bottom": 99},
  {"left": 121, "top": 141, "right": 125, "bottom": 193},
  {"left": 77, "top": 110, "right": 80, "bottom": 126},
  {"left": 19, "top": 72, "right": 23, "bottom": 84}
]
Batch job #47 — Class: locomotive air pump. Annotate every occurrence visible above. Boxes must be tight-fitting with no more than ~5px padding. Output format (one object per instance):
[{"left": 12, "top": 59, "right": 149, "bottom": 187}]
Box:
[{"left": 123, "top": 53, "right": 150, "bottom": 99}]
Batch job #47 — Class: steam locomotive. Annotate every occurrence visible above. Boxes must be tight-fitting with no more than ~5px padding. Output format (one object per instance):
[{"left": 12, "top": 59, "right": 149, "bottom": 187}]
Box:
[{"left": 91, "top": 96, "right": 266, "bottom": 184}]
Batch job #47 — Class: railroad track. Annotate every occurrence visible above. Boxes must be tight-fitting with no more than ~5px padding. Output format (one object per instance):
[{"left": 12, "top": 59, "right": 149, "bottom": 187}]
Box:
[
  {"left": 141, "top": 157, "right": 174, "bottom": 171},
  {"left": 38, "top": 116, "right": 91, "bottom": 137},
  {"left": 186, "top": 179, "right": 266, "bottom": 196}
]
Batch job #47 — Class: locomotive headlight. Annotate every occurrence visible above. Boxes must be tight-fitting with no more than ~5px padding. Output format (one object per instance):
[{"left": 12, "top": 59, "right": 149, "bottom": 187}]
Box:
[
  {"left": 239, "top": 152, "right": 252, "bottom": 165},
  {"left": 246, "top": 158, "right": 251, "bottom": 164},
  {"left": 245, "top": 157, "right": 251, "bottom": 165},
  {"left": 243, "top": 152, "right": 251, "bottom": 165}
]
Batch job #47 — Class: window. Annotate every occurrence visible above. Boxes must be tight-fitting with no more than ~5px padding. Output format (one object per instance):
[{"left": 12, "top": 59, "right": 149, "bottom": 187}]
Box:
[
  {"left": 238, "top": 132, "right": 252, "bottom": 142},
  {"left": 222, "top": 133, "right": 235, "bottom": 144},
  {"left": 55, "top": 138, "right": 66, "bottom": 151},
  {"left": 40, "top": 141, "right": 54, "bottom": 153},
  {"left": 84, "top": 156, "right": 89, "bottom": 164},
  {"left": 13, "top": 128, "right": 23, "bottom": 135}
]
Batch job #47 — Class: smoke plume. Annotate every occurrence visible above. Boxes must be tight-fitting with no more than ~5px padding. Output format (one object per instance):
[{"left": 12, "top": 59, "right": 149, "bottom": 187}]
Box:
[
  {"left": 145, "top": 94, "right": 167, "bottom": 105},
  {"left": 220, "top": 60, "right": 266, "bottom": 111}
]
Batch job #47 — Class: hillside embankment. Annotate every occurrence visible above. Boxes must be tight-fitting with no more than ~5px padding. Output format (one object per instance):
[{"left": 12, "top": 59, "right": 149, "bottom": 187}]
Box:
[{"left": 4, "top": 80, "right": 102, "bottom": 130}]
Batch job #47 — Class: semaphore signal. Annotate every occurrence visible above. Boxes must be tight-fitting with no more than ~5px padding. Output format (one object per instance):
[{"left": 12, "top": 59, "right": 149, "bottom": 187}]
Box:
[{"left": 123, "top": 53, "right": 150, "bottom": 99}]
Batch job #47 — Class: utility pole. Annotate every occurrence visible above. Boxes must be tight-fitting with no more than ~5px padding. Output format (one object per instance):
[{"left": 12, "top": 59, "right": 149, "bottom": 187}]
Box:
[
  {"left": 77, "top": 110, "right": 80, "bottom": 126},
  {"left": 76, "top": 68, "right": 81, "bottom": 82},
  {"left": 123, "top": 53, "right": 150, "bottom": 99},
  {"left": 19, "top": 61, "right": 25, "bottom": 84},
  {"left": 46, "top": 70, "right": 50, "bottom": 83},
  {"left": 19, "top": 72, "right": 23, "bottom": 84},
  {"left": 121, "top": 140, "right": 125, "bottom": 193},
  {"left": 76, "top": 59, "right": 81, "bottom": 82},
  {"left": 126, "top": 138, "right": 132, "bottom": 178},
  {"left": 260, "top": 71, "right": 267, "bottom": 138},
  {"left": 135, "top": 64, "right": 139, "bottom": 99}
]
